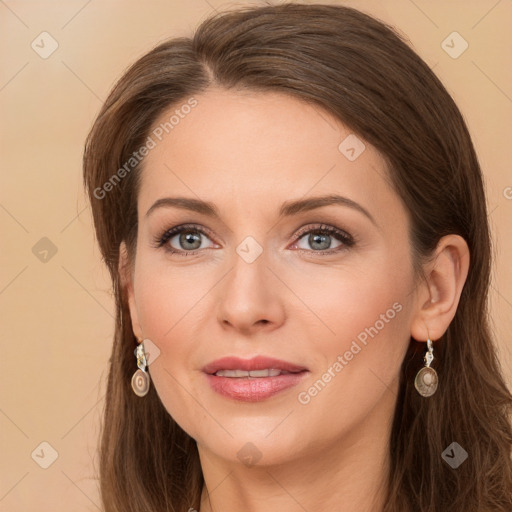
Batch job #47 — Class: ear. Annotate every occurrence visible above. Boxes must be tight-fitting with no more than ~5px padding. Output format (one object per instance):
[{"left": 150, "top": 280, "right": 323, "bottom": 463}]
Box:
[
  {"left": 410, "top": 234, "right": 470, "bottom": 341},
  {"left": 119, "top": 241, "right": 143, "bottom": 340}
]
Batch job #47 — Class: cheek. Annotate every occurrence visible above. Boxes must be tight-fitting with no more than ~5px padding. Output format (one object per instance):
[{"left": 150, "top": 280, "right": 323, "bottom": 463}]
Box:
[
  {"left": 288, "top": 253, "right": 411, "bottom": 349},
  {"left": 133, "top": 251, "right": 205, "bottom": 339},
  {"left": 131, "top": 282, "right": 199, "bottom": 438},
  {"left": 289, "top": 255, "right": 413, "bottom": 407},
  {"left": 131, "top": 254, "right": 216, "bottom": 434}
]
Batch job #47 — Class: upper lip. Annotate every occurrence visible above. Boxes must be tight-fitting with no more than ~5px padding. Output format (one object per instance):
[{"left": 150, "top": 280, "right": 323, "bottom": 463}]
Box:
[{"left": 202, "top": 356, "right": 308, "bottom": 375}]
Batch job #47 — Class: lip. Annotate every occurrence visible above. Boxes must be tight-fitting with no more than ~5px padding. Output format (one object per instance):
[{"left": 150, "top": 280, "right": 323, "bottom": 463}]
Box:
[
  {"left": 202, "top": 356, "right": 308, "bottom": 375},
  {"left": 203, "top": 356, "right": 309, "bottom": 402}
]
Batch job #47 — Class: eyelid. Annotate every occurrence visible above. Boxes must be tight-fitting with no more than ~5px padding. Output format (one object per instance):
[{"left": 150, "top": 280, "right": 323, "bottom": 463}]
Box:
[{"left": 293, "top": 223, "right": 352, "bottom": 241}]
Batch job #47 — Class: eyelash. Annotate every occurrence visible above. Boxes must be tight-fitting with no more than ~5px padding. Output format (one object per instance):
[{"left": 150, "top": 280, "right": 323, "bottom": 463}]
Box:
[{"left": 153, "top": 223, "right": 355, "bottom": 256}]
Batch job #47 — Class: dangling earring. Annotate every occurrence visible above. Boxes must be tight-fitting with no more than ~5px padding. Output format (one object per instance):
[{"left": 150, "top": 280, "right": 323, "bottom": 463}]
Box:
[
  {"left": 414, "top": 337, "right": 438, "bottom": 397},
  {"left": 131, "top": 338, "right": 151, "bottom": 397}
]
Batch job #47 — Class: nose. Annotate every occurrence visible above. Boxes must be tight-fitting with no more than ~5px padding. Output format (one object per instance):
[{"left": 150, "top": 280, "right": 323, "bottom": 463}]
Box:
[{"left": 216, "top": 246, "right": 286, "bottom": 335}]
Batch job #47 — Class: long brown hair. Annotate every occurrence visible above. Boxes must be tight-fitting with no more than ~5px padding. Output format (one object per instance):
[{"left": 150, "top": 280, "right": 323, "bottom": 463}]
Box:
[{"left": 83, "top": 3, "right": 512, "bottom": 511}]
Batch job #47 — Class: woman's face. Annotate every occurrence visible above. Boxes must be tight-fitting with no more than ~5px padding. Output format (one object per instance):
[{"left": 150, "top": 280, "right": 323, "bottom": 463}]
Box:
[{"left": 125, "top": 88, "right": 420, "bottom": 466}]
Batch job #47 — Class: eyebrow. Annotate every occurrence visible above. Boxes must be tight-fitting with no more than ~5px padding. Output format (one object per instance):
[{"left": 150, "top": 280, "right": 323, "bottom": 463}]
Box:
[{"left": 145, "top": 194, "right": 377, "bottom": 226}]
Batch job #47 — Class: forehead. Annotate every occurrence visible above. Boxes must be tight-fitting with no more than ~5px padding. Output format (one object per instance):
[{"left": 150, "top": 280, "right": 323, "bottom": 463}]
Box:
[{"left": 137, "top": 88, "right": 401, "bottom": 222}]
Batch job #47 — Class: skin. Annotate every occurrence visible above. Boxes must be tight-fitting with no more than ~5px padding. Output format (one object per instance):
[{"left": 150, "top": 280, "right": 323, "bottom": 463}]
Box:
[{"left": 120, "top": 87, "right": 469, "bottom": 512}]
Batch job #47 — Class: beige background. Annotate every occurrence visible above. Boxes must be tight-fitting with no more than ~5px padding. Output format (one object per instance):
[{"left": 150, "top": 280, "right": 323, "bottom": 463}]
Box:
[{"left": 1, "top": 0, "right": 511, "bottom": 510}]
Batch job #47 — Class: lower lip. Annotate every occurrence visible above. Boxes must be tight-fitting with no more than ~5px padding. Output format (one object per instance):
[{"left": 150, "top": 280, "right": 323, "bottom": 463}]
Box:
[{"left": 205, "top": 372, "right": 308, "bottom": 402}]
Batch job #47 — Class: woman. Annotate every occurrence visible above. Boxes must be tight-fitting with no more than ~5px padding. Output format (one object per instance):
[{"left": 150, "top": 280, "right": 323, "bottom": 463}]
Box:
[{"left": 82, "top": 3, "right": 512, "bottom": 511}]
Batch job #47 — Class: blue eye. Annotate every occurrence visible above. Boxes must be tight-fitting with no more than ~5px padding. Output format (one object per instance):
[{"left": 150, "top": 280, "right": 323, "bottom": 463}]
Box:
[
  {"left": 155, "top": 223, "right": 355, "bottom": 256},
  {"left": 292, "top": 224, "right": 355, "bottom": 253},
  {"left": 156, "top": 224, "right": 214, "bottom": 255}
]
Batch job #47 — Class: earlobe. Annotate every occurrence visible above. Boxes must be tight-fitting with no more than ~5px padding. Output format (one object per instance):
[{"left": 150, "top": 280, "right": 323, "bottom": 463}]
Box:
[
  {"left": 119, "top": 242, "right": 143, "bottom": 339},
  {"left": 410, "top": 234, "right": 470, "bottom": 341}
]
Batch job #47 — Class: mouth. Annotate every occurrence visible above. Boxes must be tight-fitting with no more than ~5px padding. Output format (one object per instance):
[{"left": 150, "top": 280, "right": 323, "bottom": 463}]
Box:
[
  {"left": 203, "top": 356, "right": 309, "bottom": 402},
  {"left": 202, "top": 355, "right": 308, "bottom": 375},
  {"left": 213, "top": 368, "right": 301, "bottom": 378}
]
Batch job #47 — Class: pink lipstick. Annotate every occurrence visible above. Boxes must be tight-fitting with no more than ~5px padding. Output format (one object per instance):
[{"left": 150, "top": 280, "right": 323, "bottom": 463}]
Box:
[{"left": 203, "top": 356, "right": 309, "bottom": 402}]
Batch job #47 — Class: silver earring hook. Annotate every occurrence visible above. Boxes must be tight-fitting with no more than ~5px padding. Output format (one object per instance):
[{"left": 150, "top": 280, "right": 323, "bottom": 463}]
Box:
[{"left": 425, "top": 338, "right": 434, "bottom": 367}]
